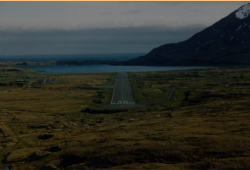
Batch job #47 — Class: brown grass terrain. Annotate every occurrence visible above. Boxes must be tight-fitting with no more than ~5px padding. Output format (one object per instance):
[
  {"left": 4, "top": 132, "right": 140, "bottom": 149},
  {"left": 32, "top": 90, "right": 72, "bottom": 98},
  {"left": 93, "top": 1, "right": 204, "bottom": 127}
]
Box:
[{"left": 0, "top": 66, "right": 250, "bottom": 169}]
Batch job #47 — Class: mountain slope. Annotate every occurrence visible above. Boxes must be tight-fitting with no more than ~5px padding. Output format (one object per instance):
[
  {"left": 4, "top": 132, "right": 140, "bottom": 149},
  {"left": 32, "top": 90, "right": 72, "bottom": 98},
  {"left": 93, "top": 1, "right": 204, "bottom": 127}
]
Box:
[{"left": 127, "top": 3, "right": 250, "bottom": 66}]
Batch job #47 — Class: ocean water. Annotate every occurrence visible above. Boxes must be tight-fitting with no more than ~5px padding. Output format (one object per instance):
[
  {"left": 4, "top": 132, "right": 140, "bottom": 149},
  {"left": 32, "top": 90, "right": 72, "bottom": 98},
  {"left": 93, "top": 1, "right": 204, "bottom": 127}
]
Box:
[
  {"left": 17, "top": 65, "right": 214, "bottom": 74},
  {"left": 6, "top": 54, "right": 215, "bottom": 74}
]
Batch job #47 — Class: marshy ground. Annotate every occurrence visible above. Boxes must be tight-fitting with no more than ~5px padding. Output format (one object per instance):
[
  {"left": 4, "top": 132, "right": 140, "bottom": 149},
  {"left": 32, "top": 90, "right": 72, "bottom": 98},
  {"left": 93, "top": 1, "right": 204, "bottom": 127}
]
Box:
[{"left": 1, "top": 66, "right": 250, "bottom": 169}]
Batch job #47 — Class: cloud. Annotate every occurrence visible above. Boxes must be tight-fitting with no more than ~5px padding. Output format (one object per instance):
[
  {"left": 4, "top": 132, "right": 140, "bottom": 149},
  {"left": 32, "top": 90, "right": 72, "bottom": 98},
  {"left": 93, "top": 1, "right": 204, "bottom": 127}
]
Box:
[
  {"left": 124, "top": 10, "right": 140, "bottom": 14},
  {"left": 1, "top": 1, "right": 248, "bottom": 31},
  {"left": 100, "top": 11, "right": 112, "bottom": 15},
  {"left": 1, "top": 25, "right": 205, "bottom": 55},
  {"left": 1, "top": 1, "right": 248, "bottom": 56}
]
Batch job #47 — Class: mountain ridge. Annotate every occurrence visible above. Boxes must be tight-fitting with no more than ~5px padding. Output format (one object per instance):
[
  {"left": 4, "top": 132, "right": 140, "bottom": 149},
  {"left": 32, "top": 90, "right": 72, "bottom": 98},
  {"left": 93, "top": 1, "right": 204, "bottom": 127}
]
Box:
[{"left": 124, "top": 3, "right": 250, "bottom": 66}]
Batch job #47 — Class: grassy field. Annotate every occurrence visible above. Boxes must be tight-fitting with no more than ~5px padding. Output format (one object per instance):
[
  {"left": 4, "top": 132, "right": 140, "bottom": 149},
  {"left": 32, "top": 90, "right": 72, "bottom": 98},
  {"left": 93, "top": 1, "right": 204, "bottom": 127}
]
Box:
[{"left": 1, "top": 66, "right": 250, "bottom": 169}]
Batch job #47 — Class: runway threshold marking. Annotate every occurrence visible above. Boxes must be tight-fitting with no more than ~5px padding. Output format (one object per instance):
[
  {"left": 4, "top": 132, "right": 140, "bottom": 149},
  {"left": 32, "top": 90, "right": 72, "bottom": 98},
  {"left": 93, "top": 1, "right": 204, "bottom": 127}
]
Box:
[{"left": 111, "top": 72, "right": 134, "bottom": 105}]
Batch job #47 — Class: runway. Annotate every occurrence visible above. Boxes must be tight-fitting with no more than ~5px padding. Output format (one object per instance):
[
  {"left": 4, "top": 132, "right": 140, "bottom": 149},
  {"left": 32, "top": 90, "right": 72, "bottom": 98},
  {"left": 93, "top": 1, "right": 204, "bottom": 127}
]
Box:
[{"left": 111, "top": 72, "right": 134, "bottom": 105}]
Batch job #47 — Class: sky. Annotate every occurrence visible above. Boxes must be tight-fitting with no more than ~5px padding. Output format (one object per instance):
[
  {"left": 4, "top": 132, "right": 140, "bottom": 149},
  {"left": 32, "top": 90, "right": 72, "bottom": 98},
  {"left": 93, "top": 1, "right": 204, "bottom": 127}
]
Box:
[{"left": 0, "top": 1, "right": 249, "bottom": 57}]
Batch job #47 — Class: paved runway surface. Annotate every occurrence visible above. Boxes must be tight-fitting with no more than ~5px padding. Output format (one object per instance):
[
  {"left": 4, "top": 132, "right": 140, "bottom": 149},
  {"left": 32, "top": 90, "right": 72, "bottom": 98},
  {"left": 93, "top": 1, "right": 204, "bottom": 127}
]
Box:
[{"left": 111, "top": 72, "right": 134, "bottom": 105}]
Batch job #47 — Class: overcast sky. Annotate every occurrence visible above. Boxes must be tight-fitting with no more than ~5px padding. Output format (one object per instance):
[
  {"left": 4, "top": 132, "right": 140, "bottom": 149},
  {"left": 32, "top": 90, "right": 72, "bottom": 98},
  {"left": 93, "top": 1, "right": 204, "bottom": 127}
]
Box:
[{"left": 0, "top": 1, "right": 249, "bottom": 56}]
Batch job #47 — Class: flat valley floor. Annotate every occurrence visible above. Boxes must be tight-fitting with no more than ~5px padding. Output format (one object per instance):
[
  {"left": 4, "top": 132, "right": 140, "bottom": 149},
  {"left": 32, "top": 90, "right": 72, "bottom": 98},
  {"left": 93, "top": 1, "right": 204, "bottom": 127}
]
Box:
[{"left": 1, "top": 66, "right": 250, "bottom": 169}]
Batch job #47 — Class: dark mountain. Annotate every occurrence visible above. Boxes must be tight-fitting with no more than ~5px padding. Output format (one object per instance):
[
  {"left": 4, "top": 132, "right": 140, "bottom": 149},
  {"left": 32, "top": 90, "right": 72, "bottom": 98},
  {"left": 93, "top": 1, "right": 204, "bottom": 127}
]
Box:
[{"left": 125, "top": 3, "right": 250, "bottom": 66}]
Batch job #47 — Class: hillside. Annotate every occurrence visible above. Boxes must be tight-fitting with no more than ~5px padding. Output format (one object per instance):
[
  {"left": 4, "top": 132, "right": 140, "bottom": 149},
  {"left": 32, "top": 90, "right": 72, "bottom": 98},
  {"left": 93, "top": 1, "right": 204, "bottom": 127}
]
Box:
[{"left": 125, "top": 3, "right": 250, "bottom": 66}]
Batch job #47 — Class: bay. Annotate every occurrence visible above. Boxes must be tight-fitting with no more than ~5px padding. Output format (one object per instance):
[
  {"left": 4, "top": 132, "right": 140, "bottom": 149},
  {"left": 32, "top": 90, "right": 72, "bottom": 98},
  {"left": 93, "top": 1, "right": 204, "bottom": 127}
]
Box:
[{"left": 17, "top": 65, "right": 214, "bottom": 74}]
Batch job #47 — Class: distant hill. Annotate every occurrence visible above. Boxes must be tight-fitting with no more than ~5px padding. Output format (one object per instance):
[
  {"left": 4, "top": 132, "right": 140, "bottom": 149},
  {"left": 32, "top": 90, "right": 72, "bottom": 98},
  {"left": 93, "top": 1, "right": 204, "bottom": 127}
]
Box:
[{"left": 124, "top": 3, "right": 250, "bottom": 66}]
